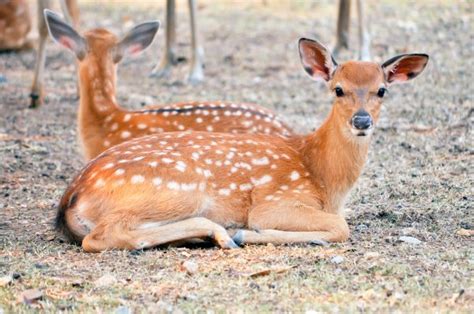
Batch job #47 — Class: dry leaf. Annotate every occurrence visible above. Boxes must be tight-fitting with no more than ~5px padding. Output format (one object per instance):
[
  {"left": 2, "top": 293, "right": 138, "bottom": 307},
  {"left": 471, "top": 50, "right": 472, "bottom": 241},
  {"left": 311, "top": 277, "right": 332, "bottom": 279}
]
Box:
[
  {"left": 94, "top": 274, "right": 117, "bottom": 287},
  {"left": 0, "top": 275, "right": 12, "bottom": 287},
  {"left": 18, "top": 289, "right": 43, "bottom": 305},
  {"left": 180, "top": 260, "right": 199, "bottom": 275},
  {"left": 248, "top": 266, "right": 295, "bottom": 278},
  {"left": 456, "top": 229, "right": 474, "bottom": 237}
]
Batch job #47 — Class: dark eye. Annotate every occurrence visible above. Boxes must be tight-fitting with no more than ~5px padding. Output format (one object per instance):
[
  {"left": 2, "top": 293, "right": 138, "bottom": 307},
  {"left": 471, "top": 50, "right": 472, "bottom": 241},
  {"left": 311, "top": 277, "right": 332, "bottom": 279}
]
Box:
[
  {"left": 377, "top": 87, "right": 387, "bottom": 98},
  {"left": 335, "top": 86, "right": 344, "bottom": 97}
]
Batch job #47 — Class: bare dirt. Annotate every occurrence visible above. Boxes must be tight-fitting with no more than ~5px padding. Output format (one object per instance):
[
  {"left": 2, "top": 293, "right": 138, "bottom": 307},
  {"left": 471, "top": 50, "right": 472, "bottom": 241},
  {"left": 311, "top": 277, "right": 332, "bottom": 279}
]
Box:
[{"left": 0, "top": 1, "right": 472, "bottom": 312}]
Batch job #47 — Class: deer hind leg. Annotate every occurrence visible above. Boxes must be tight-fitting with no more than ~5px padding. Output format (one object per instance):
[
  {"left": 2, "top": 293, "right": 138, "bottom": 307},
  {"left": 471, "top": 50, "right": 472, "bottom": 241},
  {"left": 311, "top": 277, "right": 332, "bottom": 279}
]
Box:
[
  {"left": 30, "top": 0, "right": 51, "bottom": 108},
  {"left": 234, "top": 200, "right": 349, "bottom": 246},
  {"left": 82, "top": 217, "right": 238, "bottom": 252},
  {"left": 186, "top": 0, "right": 204, "bottom": 84},
  {"left": 150, "top": 0, "right": 177, "bottom": 78}
]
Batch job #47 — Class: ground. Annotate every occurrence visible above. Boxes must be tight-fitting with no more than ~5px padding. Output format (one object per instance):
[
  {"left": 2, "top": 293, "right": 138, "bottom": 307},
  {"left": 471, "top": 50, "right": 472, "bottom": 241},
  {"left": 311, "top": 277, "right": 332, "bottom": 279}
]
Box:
[{"left": 0, "top": 0, "right": 472, "bottom": 312}]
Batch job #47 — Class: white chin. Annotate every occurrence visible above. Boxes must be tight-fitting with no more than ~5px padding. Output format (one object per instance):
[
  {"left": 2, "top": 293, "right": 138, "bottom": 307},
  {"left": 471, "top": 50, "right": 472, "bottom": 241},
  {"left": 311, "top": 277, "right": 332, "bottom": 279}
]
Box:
[{"left": 350, "top": 127, "right": 373, "bottom": 137}]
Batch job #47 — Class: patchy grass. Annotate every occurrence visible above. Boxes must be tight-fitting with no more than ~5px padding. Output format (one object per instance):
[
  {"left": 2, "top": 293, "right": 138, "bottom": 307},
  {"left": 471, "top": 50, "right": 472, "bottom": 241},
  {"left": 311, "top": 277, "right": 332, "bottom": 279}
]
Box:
[{"left": 0, "top": 0, "right": 472, "bottom": 312}]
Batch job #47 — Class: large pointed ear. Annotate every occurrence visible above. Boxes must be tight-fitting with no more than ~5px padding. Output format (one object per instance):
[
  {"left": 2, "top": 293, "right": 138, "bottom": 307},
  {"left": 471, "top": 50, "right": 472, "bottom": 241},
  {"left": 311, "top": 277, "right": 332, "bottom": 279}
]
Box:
[
  {"left": 112, "top": 21, "right": 160, "bottom": 63},
  {"left": 44, "top": 9, "right": 86, "bottom": 60},
  {"left": 382, "top": 53, "right": 429, "bottom": 84},
  {"left": 298, "top": 38, "right": 337, "bottom": 81}
]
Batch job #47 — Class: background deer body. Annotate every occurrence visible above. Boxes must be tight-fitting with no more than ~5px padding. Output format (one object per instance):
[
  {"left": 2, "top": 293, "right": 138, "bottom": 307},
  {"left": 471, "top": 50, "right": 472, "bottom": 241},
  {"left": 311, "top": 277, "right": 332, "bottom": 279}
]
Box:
[
  {"left": 0, "top": 0, "right": 32, "bottom": 51},
  {"left": 54, "top": 33, "right": 428, "bottom": 252},
  {"left": 46, "top": 12, "right": 292, "bottom": 160}
]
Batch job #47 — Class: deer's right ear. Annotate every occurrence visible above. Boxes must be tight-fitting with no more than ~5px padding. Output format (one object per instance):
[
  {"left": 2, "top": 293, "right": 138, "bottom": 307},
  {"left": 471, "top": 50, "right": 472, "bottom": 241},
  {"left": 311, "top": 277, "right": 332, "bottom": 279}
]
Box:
[
  {"left": 44, "top": 9, "right": 86, "bottom": 60},
  {"left": 298, "top": 38, "right": 337, "bottom": 82},
  {"left": 113, "top": 21, "right": 160, "bottom": 63}
]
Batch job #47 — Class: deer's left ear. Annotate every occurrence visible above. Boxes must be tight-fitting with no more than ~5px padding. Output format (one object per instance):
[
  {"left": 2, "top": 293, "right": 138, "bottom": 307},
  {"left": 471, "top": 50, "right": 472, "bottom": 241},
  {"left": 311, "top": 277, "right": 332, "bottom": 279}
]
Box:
[{"left": 382, "top": 53, "right": 429, "bottom": 84}]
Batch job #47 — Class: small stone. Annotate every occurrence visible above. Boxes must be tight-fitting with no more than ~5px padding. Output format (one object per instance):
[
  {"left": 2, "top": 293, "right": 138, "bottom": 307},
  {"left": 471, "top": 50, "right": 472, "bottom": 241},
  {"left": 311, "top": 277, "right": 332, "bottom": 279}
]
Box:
[
  {"left": 181, "top": 260, "right": 199, "bottom": 275},
  {"left": 364, "top": 252, "right": 381, "bottom": 260},
  {"left": 94, "top": 274, "right": 117, "bottom": 287},
  {"left": 115, "top": 306, "right": 132, "bottom": 314},
  {"left": 398, "top": 236, "right": 422, "bottom": 245},
  {"left": 330, "top": 255, "right": 345, "bottom": 264}
]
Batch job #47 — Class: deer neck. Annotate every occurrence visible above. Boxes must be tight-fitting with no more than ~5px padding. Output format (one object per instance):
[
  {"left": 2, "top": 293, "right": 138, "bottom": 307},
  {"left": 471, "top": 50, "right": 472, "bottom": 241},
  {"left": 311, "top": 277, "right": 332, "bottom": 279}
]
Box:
[
  {"left": 301, "top": 107, "right": 370, "bottom": 214},
  {"left": 77, "top": 58, "right": 120, "bottom": 158}
]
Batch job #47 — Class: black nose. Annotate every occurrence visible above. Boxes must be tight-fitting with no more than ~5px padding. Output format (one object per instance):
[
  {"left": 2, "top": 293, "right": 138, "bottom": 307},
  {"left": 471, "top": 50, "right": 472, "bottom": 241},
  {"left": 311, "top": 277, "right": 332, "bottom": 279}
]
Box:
[{"left": 352, "top": 111, "right": 373, "bottom": 130}]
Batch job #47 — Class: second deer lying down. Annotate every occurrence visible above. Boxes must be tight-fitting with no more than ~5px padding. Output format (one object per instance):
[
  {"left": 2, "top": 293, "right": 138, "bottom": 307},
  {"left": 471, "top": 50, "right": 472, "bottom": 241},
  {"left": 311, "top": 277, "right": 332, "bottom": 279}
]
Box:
[
  {"left": 44, "top": 11, "right": 292, "bottom": 160},
  {"left": 56, "top": 37, "right": 428, "bottom": 252}
]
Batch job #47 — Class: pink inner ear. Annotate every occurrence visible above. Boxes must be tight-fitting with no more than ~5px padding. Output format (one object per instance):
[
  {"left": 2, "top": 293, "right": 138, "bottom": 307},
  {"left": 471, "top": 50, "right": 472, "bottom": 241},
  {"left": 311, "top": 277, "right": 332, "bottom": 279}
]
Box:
[
  {"left": 390, "top": 73, "right": 409, "bottom": 82},
  {"left": 59, "top": 36, "right": 75, "bottom": 50},
  {"left": 127, "top": 43, "right": 143, "bottom": 56}
]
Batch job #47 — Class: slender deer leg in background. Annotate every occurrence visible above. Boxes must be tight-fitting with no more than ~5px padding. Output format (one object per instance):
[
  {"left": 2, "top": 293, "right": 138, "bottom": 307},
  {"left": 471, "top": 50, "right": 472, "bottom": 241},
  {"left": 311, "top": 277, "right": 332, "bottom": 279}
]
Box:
[
  {"left": 30, "top": 0, "right": 51, "bottom": 108},
  {"left": 333, "top": 0, "right": 351, "bottom": 58},
  {"left": 357, "top": 0, "right": 370, "bottom": 60},
  {"left": 150, "top": 0, "right": 177, "bottom": 78},
  {"left": 186, "top": 0, "right": 204, "bottom": 84}
]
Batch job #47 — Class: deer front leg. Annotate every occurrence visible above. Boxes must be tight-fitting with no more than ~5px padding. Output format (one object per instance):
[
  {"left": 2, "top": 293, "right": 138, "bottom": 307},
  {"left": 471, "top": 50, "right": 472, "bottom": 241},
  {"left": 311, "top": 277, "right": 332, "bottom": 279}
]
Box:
[
  {"left": 333, "top": 0, "right": 351, "bottom": 59},
  {"left": 30, "top": 0, "right": 51, "bottom": 108},
  {"left": 186, "top": 0, "right": 204, "bottom": 84},
  {"left": 356, "top": 0, "right": 371, "bottom": 60},
  {"left": 82, "top": 217, "right": 238, "bottom": 252},
  {"left": 150, "top": 0, "right": 177, "bottom": 78},
  {"left": 234, "top": 200, "right": 349, "bottom": 246}
]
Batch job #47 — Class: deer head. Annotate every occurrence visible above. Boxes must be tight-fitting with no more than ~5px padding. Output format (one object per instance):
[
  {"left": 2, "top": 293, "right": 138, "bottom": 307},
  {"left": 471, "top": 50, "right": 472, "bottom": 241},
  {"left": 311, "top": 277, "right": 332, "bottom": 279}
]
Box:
[{"left": 298, "top": 38, "right": 429, "bottom": 139}]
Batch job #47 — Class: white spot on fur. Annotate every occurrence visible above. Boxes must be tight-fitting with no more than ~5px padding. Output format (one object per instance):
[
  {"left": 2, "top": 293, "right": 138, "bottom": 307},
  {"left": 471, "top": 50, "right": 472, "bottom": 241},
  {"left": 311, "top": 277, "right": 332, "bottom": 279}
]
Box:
[
  {"left": 123, "top": 114, "right": 131, "bottom": 122},
  {"left": 152, "top": 177, "right": 162, "bottom": 186},
  {"left": 167, "top": 181, "right": 180, "bottom": 190},
  {"left": 149, "top": 161, "right": 158, "bottom": 167},
  {"left": 131, "top": 175, "right": 145, "bottom": 184},
  {"left": 251, "top": 157, "right": 270, "bottom": 165},
  {"left": 239, "top": 183, "right": 252, "bottom": 191},
  {"left": 114, "top": 169, "right": 125, "bottom": 176},
  {"left": 175, "top": 161, "right": 187, "bottom": 172},
  {"left": 94, "top": 178, "right": 105, "bottom": 188},
  {"left": 251, "top": 175, "right": 272, "bottom": 186},
  {"left": 218, "top": 188, "right": 231, "bottom": 196},
  {"left": 290, "top": 171, "right": 300, "bottom": 181},
  {"left": 138, "top": 123, "right": 147, "bottom": 130},
  {"left": 162, "top": 158, "right": 174, "bottom": 164},
  {"left": 121, "top": 131, "right": 131, "bottom": 139},
  {"left": 103, "top": 163, "right": 114, "bottom": 169}
]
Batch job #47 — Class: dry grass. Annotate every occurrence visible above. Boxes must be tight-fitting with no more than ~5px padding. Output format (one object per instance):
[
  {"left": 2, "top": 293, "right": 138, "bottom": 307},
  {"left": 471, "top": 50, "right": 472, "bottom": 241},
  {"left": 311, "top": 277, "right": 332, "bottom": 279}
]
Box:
[{"left": 0, "top": 0, "right": 473, "bottom": 312}]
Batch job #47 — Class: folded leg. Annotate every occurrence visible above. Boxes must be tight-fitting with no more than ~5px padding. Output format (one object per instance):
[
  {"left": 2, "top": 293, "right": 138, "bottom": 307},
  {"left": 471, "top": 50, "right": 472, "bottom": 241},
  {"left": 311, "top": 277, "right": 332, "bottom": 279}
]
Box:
[{"left": 82, "top": 217, "right": 238, "bottom": 252}]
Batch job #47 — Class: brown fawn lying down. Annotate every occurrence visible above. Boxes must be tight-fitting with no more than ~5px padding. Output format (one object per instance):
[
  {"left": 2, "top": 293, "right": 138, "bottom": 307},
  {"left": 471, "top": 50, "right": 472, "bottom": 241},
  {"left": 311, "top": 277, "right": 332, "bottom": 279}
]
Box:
[
  {"left": 56, "top": 35, "right": 428, "bottom": 252},
  {"left": 44, "top": 11, "right": 292, "bottom": 160}
]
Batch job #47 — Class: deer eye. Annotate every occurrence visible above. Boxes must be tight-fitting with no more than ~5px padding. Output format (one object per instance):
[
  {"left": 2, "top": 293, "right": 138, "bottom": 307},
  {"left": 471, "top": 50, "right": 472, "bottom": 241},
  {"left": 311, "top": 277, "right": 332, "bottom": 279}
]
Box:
[
  {"left": 377, "top": 87, "right": 387, "bottom": 98},
  {"left": 335, "top": 86, "right": 344, "bottom": 97}
]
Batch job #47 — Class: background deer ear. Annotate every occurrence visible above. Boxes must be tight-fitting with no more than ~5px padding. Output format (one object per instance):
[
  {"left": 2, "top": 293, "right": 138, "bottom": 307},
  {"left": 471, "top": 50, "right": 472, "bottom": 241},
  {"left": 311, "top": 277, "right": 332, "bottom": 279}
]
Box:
[
  {"left": 298, "top": 38, "right": 337, "bottom": 81},
  {"left": 382, "top": 53, "right": 429, "bottom": 84},
  {"left": 113, "top": 21, "right": 160, "bottom": 63},
  {"left": 44, "top": 9, "right": 86, "bottom": 60}
]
